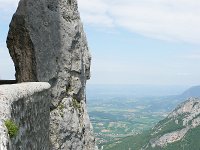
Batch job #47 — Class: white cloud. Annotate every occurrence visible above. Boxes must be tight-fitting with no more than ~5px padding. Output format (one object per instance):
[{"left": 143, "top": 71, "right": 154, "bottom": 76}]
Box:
[
  {"left": 181, "top": 53, "right": 200, "bottom": 60},
  {"left": 0, "top": 44, "right": 15, "bottom": 80},
  {"left": 0, "top": 0, "right": 19, "bottom": 22},
  {"left": 176, "top": 73, "right": 191, "bottom": 76},
  {"left": 78, "top": 0, "right": 113, "bottom": 27},
  {"left": 82, "top": 13, "right": 113, "bottom": 27},
  {"left": 78, "top": 0, "right": 200, "bottom": 44},
  {"left": 1, "top": 0, "right": 199, "bottom": 43},
  {"left": 0, "top": 0, "right": 19, "bottom": 11}
]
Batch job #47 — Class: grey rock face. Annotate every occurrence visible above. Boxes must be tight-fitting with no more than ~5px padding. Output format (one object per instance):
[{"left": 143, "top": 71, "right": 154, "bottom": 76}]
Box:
[
  {"left": 0, "top": 82, "right": 51, "bottom": 150},
  {"left": 7, "top": 0, "right": 96, "bottom": 149}
]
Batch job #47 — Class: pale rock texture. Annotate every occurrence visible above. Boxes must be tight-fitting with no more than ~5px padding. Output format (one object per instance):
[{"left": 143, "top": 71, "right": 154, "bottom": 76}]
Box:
[
  {"left": 7, "top": 0, "right": 96, "bottom": 149},
  {"left": 151, "top": 127, "right": 189, "bottom": 148}
]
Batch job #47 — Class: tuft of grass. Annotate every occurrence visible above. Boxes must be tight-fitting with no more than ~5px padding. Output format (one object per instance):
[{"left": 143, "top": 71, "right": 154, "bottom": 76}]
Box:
[{"left": 5, "top": 120, "right": 19, "bottom": 138}]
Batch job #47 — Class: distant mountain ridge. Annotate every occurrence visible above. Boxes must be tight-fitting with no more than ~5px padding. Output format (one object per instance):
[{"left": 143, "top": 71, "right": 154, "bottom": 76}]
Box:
[
  {"left": 181, "top": 85, "right": 200, "bottom": 98},
  {"left": 103, "top": 98, "right": 200, "bottom": 150},
  {"left": 143, "top": 97, "right": 200, "bottom": 150}
]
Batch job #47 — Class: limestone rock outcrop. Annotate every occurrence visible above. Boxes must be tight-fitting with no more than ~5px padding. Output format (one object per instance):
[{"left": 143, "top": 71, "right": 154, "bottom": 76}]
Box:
[{"left": 7, "top": 0, "right": 96, "bottom": 149}]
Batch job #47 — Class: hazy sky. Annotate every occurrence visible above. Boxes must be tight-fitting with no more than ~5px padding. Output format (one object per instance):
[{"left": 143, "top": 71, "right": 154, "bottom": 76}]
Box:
[{"left": 1, "top": 0, "right": 200, "bottom": 86}]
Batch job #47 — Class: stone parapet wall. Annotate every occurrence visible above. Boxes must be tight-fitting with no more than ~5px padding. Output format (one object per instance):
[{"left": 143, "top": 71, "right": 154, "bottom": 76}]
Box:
[{"left": 0, "top": 82, "right": 51, "bottom": 150}]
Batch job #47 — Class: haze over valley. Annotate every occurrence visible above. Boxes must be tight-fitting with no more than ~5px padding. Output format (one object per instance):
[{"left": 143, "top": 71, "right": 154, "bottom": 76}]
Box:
[{"left": 87, "top": 85, "right": 200, "bottom": 149}]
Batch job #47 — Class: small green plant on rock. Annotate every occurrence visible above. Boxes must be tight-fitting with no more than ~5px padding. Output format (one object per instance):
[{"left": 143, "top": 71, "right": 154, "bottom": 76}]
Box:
[
  {"left": 58, "top": 103, "right": 65, "bottom": 118},
  {"left": 58, "top": 103, "right": 65, "bottom": 110},
  {"left": 72, "top": 98, "right": 81, "bottom": 111},
  {"left": 5, "top": 120, "right": 19, "bottom": 138}
]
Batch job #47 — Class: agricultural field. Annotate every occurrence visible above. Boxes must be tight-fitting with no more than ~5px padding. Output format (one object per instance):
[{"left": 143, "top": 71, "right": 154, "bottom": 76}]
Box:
[
  {"left": 87, "top": 96, "right": 184, "bottom": 148},
  {"left": 86, "top": 85, "right": 186, "bottom": 149}
]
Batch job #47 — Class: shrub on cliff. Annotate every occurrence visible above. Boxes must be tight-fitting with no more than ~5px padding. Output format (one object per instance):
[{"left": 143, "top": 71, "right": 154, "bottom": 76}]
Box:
[{"left": 5, "top": 120, "right": 19, "bottom": 138}]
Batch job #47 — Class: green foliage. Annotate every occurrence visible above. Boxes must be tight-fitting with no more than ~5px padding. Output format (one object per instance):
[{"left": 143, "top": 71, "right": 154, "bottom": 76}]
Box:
[
  {"left": 5, "top": 120, "right": 19, "bottom": 138},
  {"left": 104, "top": 112, "right": 200, "bottom": 150},
  {"left": 58, "top": 103, "right": 65, "bottom": 110},
  {"left": 58, "top": 103, "right": 65, "bottom": 118},
  {"left": 72, "top": 99, "right": 81, "bottom": 110},
  {"left": 147, "top": 126, "right": 200, "bottom": 150},
  {"left": 103, "top": 130, "right": 151, "bottom": 150},
  {"left": 151, "top": 118, "right": 184, "bottom": 139}
]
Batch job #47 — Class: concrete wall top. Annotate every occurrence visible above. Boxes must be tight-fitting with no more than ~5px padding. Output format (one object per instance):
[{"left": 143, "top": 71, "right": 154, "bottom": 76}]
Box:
[{"left": 0, "top": 82, "right": 51, "bottom": 102}]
